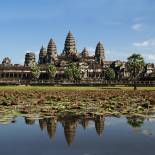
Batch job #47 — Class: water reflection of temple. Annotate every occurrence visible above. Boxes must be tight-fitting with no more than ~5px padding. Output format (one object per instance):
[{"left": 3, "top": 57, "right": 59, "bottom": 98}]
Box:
[
  {"left": 81, "top": 116, "right": 89, "bottom": 129},
  {"left": 61, "top": 117, "right": 78, "bottom": 145},
  {"left": 37, "top": 115, "right": 105, "bottom": 145},
  {"left": 46, "top": 117, "right": 57, "bottom": 139},
  {"left": 4, "top": 115, "right": 146, "bottom": 145},
  {"left": 39, "top": 118, "right": 47, "bottom": 131},
  {"left": 25, "top": 117, "right": 35, "bottom": 125},
  {"left": 38, "top": 117, "right": 57, "bottom": 139},
  {"left": 95, "top": 116, "right": 105, "bottom": 136}
]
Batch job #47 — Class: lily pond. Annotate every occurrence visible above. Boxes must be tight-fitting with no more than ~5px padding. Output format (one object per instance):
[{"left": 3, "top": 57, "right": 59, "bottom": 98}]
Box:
[{"left": 0, "top": 87, "right": 155, "bottom": 155}]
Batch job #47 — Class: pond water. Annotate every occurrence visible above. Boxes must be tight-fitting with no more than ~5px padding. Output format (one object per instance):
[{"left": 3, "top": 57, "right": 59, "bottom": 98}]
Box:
[{"left": 0, "top": 115, "right": 155, "bottom": 155}]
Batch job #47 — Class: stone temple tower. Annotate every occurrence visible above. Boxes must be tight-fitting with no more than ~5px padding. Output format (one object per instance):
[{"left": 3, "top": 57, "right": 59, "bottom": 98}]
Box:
[
  {"left": 38, "top": 46, "right": 47, "bottom": 64},
  {"left": 2, "top": 57, "right": 12, "bottom": 66},
  {"left": 81, "top": 48, "right": 89, "bottom": 59},
  {"left": 81, "top": 48, "right": 89, "bottom": 61},
  {"left": 95, "top": 42, "right": 105, "bottom": 64},
  {"left": 63, "top": 31, "right": 78, "bottom": 61},
  {"left": 46, "top": 39, "right": 58, "bottom": 64},
  {"left": 24, "top": 52, "right": 36, "bottom": 66}
]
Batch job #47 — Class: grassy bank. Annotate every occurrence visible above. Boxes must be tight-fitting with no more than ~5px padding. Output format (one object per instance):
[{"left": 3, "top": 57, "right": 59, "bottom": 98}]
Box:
[{"left": 0, "top": 85, "right": 155, "bottom": 91}]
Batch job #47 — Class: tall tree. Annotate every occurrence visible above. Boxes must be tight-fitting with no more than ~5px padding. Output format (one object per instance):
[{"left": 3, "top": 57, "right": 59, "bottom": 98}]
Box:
[
  {"left": 127, "top": 53, "right": 145, "bottom": 90},
  {"left": 64, "top": 63, "right": 81, "bottom": 81},
  {"left": 48, "top": 64, "right": 57, "bottom": 80},
  {"left": 105, "top": 68, "right": 116, "bottom": 80},
  {"left": 30, "top": 63, "right": 41, "bottom": 80}
]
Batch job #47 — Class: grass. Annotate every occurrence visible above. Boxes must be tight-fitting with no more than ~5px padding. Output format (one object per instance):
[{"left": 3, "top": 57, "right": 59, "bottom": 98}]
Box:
[{"left": 0, "top": 85, "right": 155, "bottom": 91}]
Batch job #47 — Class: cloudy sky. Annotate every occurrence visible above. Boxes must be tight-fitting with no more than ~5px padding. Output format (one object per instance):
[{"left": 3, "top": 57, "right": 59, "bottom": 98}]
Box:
[{"left": 0, "top": 0, "right": 155, "bottom": 64}]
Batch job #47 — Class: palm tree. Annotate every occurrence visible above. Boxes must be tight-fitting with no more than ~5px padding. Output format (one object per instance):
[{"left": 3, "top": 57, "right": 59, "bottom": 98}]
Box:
[{"left": 127, "top": 53, "right": 145, "bottom": 90}]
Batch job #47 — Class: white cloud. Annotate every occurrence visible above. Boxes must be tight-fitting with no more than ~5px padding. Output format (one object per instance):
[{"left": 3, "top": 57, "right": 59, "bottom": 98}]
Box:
[
  {"left": 106, "top": 49, "right": 155, "bottom": 63},
  {"left": 133, "top": 17, "right": 144, "bottom": 22},
  {"left": 106, "top": 50, "right": 131, "bottom": 61},
  {"left": 87, "top": 47, "right": 95, "bottom": 56},
  {"left": 133, "top": 39, "right": 155, "bottom": 48},
  {"left": 147, "top": 54, "right": 155, "bottom": 61},
  {"left": 136, "top": 53, "right": 155, "bottom": 63},
  {"left": 132, "top": 23, "right": 143, "bottom": 31}
]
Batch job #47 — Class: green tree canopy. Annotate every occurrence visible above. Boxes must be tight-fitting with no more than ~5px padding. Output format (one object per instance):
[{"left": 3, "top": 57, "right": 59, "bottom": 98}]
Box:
[
  {"left": 127, "top": 53, "right": 145, "bottom": 80},
  {"left": 48, "top": 64, "right": 57, "bottom": 79},
  {"left": 105, "top": 68, "right": 116, "bottom": 80},
  {"left": 64, "top": 63, "right": 81, "bottom": 81},
  {"left": 30, "top": 63, "right": 41, "bottom": 79},
  {"left": 127, "top": 53, "right": 145, "bottom": 90},
  {"left": 127, "top": 116, "right": 144, "bottom": 128}
]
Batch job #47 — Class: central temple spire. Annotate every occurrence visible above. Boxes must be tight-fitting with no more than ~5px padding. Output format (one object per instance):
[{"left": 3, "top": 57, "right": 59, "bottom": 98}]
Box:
[
  {"left": 63, "top": 31, "right": 77, "bottom": 56},
  {"left": 95, "top": 42, "right": 105, "bottom": 64}
]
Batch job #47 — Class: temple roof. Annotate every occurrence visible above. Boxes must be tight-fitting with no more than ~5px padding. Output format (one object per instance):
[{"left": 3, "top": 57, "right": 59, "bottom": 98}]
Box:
[
  {"left": 64, "top": 31, "right": 76, "bottom": 52},
  {"left": 95, "top": 42, "right": 104, "bottom": 54},
  {"left": 2, "top": 57, "right": 12, "bottom": 65},
  {"left": 47, "top": 39, "right": 57, "bottom": 55},
  {"left": 81, "top": 48, "right": 89, "bottom": 58},
  {"left": 46, "top": 39, "right": 58, "bottom": 63},
  {"left": 39, "top": 45, "right": 47, "bottom": 56},
  {"left": 95, "top": 41, "right": 105, "bottom": 61}
]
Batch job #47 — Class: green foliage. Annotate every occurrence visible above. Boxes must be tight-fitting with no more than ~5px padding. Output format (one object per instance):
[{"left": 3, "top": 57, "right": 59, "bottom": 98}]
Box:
[
  {"left": 127, "top": 53, "right": 145, "bottom": 79},
  {"left": 48, "top": 64, "right": 57, "bottom": 79},
  {"left": 30, "top": 63, "right": 41, "bottom": 79},
  {"left": 127, "top": 53, "right": 145, "bottom": 90},
  {"left": 64, "top": 67, "right": 73, "bottom": 80},
  {"left": 127, "top": 116, "right": 144, "bottom": 128},
  {"left": 64, "top": 63, "right": 81, "bottom": 80},
  {"left": 105, "top": 68, "right": 116, "bottom": 80}
]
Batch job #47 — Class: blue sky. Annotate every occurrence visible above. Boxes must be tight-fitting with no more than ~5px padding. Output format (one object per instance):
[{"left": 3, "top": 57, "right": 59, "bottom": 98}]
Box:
[{"left": 0, "top": 0, "right": 155, "bottom": 64}]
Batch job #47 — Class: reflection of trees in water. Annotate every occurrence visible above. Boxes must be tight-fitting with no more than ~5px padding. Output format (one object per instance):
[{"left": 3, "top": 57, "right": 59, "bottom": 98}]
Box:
[
  {"left": 25, "top": 117, "right": 35, "bottom": 125},
  {"left": 127, "top": 116, "right": 145, "bottom": 128},
  {"left": 27, "top": 115, "right": 105, "bottom": 145}
]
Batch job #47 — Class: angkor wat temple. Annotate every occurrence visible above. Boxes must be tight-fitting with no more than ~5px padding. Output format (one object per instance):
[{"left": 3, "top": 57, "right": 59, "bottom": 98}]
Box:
[{"left": 0, "top": 31, "right": 155, "bottom": 84}]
